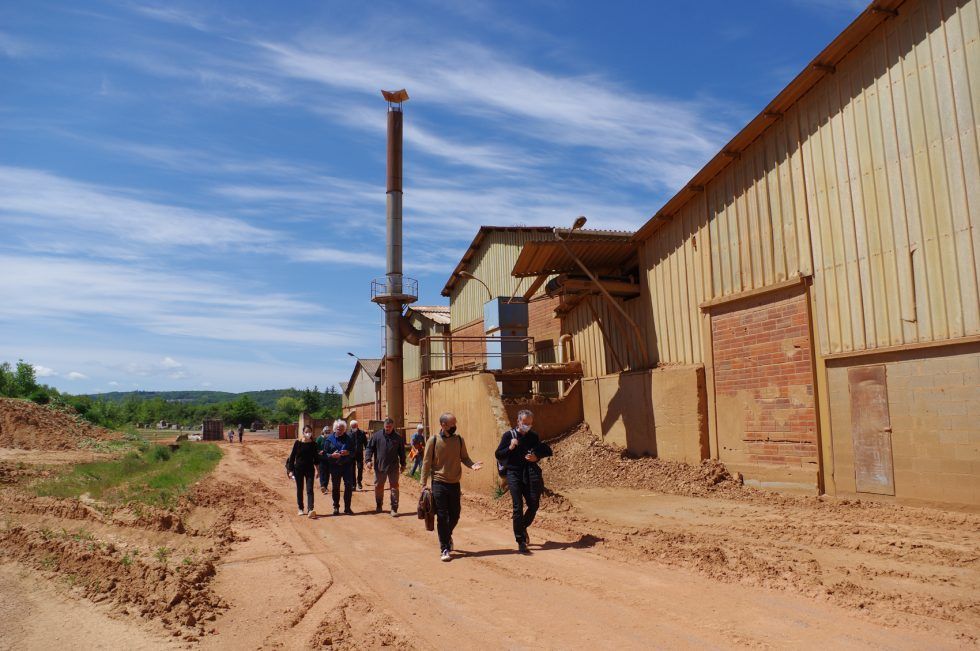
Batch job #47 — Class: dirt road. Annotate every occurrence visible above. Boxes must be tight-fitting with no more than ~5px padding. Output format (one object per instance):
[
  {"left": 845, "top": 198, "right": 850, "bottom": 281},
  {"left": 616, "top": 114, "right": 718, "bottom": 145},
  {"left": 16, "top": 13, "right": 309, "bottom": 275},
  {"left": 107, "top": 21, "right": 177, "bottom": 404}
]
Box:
[{"left": 2, "top": 438, "right": 977, "bottom": 649}]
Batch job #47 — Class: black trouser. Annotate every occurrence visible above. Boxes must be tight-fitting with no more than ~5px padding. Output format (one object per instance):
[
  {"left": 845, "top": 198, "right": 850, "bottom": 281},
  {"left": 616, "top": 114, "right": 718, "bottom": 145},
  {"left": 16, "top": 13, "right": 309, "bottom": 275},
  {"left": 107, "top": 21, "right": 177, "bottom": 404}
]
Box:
[
  {"left": 432, "top": 481, "right": 461, "bottom": 552},
  {"left": 506, "top": 469, "right": 541, "bottom": 543},
  {"left": 330, "top": 463, "right": 355, "bottom": 509},
  {"left": 354, "top": 452, "right": 364, "bottom": 486},
  {"left": 294, "top": 466, "right": 316, "bottom": 511},
  {"left": 318, "top": 459, "right": 330, "bottom": 489}
]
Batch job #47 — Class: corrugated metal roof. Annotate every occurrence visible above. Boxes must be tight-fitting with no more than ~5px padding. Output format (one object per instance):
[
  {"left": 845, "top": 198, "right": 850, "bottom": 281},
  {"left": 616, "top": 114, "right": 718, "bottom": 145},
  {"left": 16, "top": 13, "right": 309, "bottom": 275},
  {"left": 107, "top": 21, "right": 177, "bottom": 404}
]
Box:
[
  {"left": 359, "top": 358, "right": 382, "bottom": 378},
  {"left": 408, "top": 305, "right": 450, "bottom": 325},
  {"left": 633, "top": 0, "right": 904, "bottom": 243},
  {"left": 512, "top": 236, "right": 637, "bottom": 278},
  {"left": 441, "top": 225, "right": 634, "bottom": 296}
]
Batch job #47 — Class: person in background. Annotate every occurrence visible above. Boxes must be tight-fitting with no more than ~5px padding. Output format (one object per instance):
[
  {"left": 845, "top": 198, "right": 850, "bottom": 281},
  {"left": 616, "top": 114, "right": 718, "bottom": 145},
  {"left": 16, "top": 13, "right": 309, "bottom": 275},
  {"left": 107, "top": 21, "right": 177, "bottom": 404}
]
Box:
[
  {"left": 237, "top": 423, "right": 244, "bottom": 443},
  {"left": 365, "top": 417, "right": 406, "bottom": 516},
  {"left": 227, "top": 428, "right": 234, "bottom": 444},
  {"left": 348, "top": 419, "right": 368, "bottom": 491},
  {"left": 287, "top": 425, "right": 319, "bottom": 517},
  {"left": 495, "top": 409, "right": 552, "bottom": 554},
  {"left": 315, "top": 426, "right": 331, "bottom": 495},
  {"left": 323, "top": 419, "right": 355, "bottom": 515},
  {"left": 421, "top": 412, "right": 482, "bottom": 562},
  {"left": 409, "top": 423, "right": 426, "bottom": 477}
]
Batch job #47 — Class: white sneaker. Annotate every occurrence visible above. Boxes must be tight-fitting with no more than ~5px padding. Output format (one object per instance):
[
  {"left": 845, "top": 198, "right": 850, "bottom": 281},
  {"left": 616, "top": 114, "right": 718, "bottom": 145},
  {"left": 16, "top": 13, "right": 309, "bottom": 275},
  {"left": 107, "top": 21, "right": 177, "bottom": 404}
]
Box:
[
  {"left": 308, "top": 509, "right": 316, "bottom": 518},
  {"left": 297, "top": 509, "right": 304, "bottom": 516},
  {"left": 440, "top": 549, "right": 451, "bottom": 562}
]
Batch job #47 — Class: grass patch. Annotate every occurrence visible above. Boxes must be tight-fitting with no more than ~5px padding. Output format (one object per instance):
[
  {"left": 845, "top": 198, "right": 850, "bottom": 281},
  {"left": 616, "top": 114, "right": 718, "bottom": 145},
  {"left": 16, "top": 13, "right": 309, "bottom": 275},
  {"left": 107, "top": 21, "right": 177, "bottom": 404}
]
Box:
[{"left": 32, "top": 442, "right": 222, "bottom": 508}]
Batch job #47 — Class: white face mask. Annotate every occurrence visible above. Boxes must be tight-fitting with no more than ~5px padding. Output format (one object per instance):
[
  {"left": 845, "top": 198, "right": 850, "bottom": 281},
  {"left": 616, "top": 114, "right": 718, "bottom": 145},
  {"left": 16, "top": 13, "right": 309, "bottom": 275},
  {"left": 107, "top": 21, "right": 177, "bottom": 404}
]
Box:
[{"left": 518, "top": 423, "right": 530, "bottom": 434}]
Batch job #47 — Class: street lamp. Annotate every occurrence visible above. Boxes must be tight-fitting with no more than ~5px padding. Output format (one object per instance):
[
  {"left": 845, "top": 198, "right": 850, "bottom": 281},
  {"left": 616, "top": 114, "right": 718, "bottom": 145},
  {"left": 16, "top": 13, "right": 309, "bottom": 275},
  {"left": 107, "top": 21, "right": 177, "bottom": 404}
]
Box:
[{"left": 457, "top": 270, "right": 493, "bottom": 302}]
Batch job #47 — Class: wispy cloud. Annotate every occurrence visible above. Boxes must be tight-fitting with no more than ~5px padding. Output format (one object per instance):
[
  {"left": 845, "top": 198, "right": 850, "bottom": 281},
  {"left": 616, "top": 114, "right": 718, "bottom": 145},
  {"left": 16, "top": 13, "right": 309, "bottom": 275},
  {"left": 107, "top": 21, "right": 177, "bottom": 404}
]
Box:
[
  {"left": 0, "top": 166, "right": 277, "bottom": 251},
  {"left": 0, "top": 31, "right": 40, "bottom": 58},
  {"left": 0, "top": 255, "right": 365, "bottom": 348}
]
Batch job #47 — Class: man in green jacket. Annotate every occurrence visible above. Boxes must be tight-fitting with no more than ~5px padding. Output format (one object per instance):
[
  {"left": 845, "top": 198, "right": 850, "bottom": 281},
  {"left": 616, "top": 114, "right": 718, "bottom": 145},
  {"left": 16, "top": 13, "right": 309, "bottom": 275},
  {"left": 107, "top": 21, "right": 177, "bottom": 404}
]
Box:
[{"left": 421, "top": 412, "right": 483, "bottom": 562}]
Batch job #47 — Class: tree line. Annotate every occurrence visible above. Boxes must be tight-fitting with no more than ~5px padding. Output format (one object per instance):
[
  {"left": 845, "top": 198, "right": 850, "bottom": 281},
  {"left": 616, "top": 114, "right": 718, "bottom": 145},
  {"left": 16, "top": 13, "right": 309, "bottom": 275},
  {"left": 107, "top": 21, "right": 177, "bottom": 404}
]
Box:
[{"left": 0, "top": 359, "right": 341, "bottom": 430}]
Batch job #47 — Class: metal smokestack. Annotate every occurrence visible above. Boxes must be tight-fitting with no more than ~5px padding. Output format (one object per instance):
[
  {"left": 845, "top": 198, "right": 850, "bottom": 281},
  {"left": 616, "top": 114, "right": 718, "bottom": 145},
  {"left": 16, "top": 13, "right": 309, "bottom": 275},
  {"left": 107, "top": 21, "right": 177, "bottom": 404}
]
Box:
[{"left": 374, "top": 89, "right": 414, "bottom": 430}]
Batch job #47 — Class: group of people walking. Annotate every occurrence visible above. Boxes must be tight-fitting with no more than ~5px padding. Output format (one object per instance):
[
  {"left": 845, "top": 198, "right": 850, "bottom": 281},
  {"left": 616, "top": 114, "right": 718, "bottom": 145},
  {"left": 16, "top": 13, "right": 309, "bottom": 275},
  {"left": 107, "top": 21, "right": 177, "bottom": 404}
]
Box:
[{"left": 285, "top": 409, "right": 551, "bottom": 562}]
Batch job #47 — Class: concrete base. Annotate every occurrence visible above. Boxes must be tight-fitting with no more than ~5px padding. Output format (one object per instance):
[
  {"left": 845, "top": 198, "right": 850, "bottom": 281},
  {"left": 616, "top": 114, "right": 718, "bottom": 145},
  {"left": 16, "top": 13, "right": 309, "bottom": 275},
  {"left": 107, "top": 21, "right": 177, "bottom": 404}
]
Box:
[{"left": 724, "top": 462, "right": 820, "bottom": 495}]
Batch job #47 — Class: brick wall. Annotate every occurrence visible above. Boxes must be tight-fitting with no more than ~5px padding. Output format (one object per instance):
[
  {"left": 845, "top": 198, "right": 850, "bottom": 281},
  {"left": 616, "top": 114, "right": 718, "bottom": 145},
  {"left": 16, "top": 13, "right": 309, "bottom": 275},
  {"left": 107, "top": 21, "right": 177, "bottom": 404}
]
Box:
[
  {"left": 345, "top": 401, "right": 379, "bottom": 423},
  {"left": 827, "top": 342, "right": 980, "bottom": 506},
  {"left": 451, "top": 319, "right": 486, "bottom": 369},
  {"left": 404, "top": 378, "right": 425, "bottom": 428},
  {"left": 528, "top": 294, "right": 561, "bottom": 361},
  {"left": 711, "top": 287, "right": 817, "bottom": 486}
]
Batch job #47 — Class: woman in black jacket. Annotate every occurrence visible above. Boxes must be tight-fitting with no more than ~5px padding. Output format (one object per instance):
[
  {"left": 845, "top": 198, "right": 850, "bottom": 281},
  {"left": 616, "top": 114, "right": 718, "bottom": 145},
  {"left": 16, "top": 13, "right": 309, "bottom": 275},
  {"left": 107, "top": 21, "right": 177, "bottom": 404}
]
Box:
[
  {"left": 494, "top": 409, "right": 552, "bottom": 553},
  {"left": 288, "top": 425, "right": 320, "bottom": 517}
]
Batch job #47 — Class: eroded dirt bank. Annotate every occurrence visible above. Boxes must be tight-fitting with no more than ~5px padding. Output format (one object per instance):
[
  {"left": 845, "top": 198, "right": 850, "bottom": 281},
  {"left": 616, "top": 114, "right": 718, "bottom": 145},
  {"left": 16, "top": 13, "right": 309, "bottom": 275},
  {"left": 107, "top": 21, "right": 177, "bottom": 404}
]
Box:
[{"left": 1, "top": 432, "right": 977, "bottom": 649}]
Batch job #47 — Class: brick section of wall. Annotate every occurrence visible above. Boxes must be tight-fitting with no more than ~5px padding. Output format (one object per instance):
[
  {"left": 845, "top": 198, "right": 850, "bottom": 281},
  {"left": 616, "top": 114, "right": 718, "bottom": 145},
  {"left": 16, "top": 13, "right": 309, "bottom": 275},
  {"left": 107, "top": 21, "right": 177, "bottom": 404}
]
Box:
[
  {"left": 345, "top": 401, "right": 379, "bottom": 423},
  {"left": 528, "top": 294, "right": 562, "bottom": 361},
  {"left": 451, "top": 320, "right": 486, "bottom": 369},
  {"left": 827, "top": 343, "right": 980, "bottom": 506},
  {"left": 404, "top": 378, "right": 425, "bottom": 428},
  {"left": 711, "top": 288, "right": 817, "bottom": 469}
]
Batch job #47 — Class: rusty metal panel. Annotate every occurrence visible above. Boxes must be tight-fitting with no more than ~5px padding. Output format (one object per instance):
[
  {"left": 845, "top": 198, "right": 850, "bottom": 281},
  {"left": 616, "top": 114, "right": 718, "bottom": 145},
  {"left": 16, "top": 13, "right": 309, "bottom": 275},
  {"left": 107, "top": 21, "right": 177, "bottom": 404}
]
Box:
[{"left": 848, "top": 365, "right": 895, "bottom": 495}]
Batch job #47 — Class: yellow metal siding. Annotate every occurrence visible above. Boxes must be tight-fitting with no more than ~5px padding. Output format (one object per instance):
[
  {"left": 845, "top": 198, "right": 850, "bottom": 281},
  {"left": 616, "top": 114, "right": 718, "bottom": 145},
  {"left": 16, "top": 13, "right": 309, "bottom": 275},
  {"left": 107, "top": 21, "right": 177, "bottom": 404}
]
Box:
[
  {"left": 450, "top": 230, "right": 556, "bottom": 328},
  {"left": 348, "top": 367, "right": 377, "bottom": 407},
  {"left": 800, "top": 0, "right": 980, "bottom": 354},
  {"left": 637, "top": 0, "right": 979, "bottom": 359},
  {"left": 403, "top": 314, "right": 448, "bottom": 380},
  {"left": 564, "top": 295, "right": 648, "bottom": 377}
]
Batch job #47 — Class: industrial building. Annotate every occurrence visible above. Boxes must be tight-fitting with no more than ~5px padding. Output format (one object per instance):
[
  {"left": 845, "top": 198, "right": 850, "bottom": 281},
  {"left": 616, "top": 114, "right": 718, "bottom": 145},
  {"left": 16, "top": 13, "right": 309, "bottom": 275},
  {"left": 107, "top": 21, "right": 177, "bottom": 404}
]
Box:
[{"left": 349, "top": 0, "right": 978, "bottom": 507}]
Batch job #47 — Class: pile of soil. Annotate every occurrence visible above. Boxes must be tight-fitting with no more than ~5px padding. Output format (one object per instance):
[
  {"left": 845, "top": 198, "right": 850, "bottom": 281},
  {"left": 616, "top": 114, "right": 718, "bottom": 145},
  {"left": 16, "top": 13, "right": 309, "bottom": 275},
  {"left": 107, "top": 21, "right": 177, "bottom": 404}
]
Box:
[
  {"left": 0, "top": 398, "right": 117, "bottom": 450},
  {"left": 542, "top": 423, "right": 747, "bottom": 498}
]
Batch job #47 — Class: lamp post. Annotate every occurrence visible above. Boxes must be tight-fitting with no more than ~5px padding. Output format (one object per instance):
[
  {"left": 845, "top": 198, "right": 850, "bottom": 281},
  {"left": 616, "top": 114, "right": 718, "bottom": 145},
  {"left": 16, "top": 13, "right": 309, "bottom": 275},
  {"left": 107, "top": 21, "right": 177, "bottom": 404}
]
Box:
[{"left": 457, "top": 270, "right": 493, "bottom": 303}]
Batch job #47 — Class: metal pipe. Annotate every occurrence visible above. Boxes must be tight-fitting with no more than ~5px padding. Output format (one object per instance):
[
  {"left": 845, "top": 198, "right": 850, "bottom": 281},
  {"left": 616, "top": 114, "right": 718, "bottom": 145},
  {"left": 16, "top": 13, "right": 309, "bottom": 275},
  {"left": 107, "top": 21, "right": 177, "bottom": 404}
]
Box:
[{"left": 384, "top": 105, "right": 405, "bottom": 428}]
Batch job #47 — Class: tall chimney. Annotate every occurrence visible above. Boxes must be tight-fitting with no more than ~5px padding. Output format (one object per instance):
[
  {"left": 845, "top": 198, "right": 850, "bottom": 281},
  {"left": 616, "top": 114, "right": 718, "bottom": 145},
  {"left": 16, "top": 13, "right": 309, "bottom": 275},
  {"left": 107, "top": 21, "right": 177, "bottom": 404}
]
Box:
[{"left": 375, "top": 89, "right": 414, "bottom": 430}]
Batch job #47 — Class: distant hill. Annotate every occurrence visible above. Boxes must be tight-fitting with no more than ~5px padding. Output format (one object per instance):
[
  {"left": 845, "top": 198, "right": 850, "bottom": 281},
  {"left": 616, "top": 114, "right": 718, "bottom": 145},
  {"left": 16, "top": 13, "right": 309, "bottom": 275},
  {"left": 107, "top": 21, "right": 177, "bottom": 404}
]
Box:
[{"left": 84, "top": 389, "right": 305, "bottom": 410}]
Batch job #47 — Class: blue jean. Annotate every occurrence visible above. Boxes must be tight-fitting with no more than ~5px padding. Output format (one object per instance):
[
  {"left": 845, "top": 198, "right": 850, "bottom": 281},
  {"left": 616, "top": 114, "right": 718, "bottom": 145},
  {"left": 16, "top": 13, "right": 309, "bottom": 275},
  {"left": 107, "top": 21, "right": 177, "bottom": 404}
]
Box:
[{"left": 330, "top": 463, "right": 355, "bottom": 509}]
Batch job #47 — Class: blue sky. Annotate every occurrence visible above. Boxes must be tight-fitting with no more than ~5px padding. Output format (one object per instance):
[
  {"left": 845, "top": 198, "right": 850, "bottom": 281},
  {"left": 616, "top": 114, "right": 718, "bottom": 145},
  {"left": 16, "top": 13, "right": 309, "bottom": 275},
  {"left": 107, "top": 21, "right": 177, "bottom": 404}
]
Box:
[{"left": 0, "top": 0, "right": 864, "bottom": 394}]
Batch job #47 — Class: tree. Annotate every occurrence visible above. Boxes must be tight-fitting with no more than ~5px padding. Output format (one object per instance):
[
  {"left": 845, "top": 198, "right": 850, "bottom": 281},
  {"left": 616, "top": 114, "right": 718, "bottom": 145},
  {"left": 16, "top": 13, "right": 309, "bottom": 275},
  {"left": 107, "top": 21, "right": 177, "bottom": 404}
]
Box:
[
  {"left": 13, "top": 360, "right": 37, "bottom": 398},
  {"left": 300, "top": 386, "right": 322, "bottom": 413},
  {"left": 0, "top": 362, "right": 13, "bottom": 397},
  {"left": 226, "top": 395, "right": 261, "bottom": 426},
  {"left": 275, "top": 396, "right": 303, "bottom": 421}
]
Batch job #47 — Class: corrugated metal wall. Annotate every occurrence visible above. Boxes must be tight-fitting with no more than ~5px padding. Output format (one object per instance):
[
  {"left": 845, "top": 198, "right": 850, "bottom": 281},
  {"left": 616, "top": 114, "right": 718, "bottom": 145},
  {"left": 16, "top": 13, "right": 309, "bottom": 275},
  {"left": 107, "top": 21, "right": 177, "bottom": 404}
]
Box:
[
  {"left": 347, "top": 366, "right": 377, "bottom": 406},
  {"left": 404, "top": 314, "right": 448, "bottom": 380},
  {"left": 450, "top": 230, "right": 555, "bottom": 328},
  {"left": 564, "top": 295, "right": 648, "bottom": 377},
  {"left": 799, "top": 0, "right": 980, "bottom": 354},
  {"left": 636, "top": 0, "right": 979, "bottom": 360}
]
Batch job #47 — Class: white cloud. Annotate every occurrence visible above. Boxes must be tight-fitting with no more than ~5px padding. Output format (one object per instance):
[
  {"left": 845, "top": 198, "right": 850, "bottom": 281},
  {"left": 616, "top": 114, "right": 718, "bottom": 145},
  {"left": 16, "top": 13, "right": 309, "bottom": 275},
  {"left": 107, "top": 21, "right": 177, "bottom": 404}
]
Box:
[
  {"left": 108, "top": 381, "right": 120, "bottom": 387},
  {"left": 293, "top": 247, "right": 385, "bottom": 268},
  {"left": 0, "top": 255, "right": 365, "bottom": 348},
  {"left": 0, "top": 166, "right": 278, "bottom": 251},
  {"left": 0, "top": 31, "right": 39, "bottom": 59},
  {"left": 160, "top": 356, "right": 182, "bottom": 369},
  {"left": 65, "top": 371, "right": 88, "bottom": 380},
  {"left": 32, "top": 364, "right": 57, "bottom": 377}
]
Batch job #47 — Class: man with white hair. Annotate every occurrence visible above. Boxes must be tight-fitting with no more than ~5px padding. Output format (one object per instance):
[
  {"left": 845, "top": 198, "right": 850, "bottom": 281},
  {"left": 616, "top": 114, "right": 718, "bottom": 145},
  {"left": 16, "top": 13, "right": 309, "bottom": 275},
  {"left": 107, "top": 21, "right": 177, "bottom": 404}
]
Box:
[
  {"left": 348, "top": 419, "right": 368, "bottom": 491},
  {"left": 322, "top": 419, "right": 356, "bottom": 515}
]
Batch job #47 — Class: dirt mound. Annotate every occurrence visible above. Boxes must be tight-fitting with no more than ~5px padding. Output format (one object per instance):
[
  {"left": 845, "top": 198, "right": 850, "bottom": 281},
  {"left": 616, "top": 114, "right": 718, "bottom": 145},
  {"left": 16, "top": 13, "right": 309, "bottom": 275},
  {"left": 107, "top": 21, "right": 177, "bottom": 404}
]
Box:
[
  {"left": 542, "top": 423, "right": 746, "bottom": 498},
  {"left": 0, "top": 525, "right": 225, "bottom": 639},
  {"left": 0, "top": 398, "right": 118, "bottom": 450}
]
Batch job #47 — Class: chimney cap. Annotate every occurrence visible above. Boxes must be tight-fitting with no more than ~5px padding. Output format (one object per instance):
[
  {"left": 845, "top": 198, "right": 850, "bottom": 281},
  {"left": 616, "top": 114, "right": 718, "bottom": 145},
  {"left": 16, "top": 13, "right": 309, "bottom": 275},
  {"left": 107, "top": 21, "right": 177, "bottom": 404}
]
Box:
[{"left": 381, "top": 89, "right": 409, "bottom": 103}]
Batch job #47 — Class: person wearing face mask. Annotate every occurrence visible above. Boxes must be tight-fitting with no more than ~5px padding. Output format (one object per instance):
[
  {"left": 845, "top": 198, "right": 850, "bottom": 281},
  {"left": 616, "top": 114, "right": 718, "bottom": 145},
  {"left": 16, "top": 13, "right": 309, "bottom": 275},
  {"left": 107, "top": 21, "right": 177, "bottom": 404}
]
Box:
[
  {"left": 287, "top": 425, "right": 320, "bottom": 517},
  {"left": 420, "top": 412, "right": 483, "bottom": 562},
  {"left": 494, "top": 409, "right": 552, "bottom": 553}
]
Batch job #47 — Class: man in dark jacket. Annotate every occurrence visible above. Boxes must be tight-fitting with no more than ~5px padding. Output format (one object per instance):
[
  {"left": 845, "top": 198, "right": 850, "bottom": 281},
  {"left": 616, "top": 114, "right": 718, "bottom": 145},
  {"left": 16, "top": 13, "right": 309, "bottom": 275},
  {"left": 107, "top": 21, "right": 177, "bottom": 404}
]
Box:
[
  {"left": 365, "top": 417, "right": 406, "bottom": 515},
  {"left": 348, "top": 419, "right": 368, "bottom": 490},
  {"left": 323, "top": 420, "right": 356, "bottom": 515},
  {"left": 494, "top": 409, "right": 552, "bottom": 553}
]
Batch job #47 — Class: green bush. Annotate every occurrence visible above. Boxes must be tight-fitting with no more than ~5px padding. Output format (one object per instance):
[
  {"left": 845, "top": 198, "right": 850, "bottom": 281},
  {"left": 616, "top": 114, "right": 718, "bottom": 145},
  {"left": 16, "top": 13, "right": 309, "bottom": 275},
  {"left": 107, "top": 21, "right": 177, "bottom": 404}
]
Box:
[{"left": 150, "top": 445, "right": 172, "bottom": 462}]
